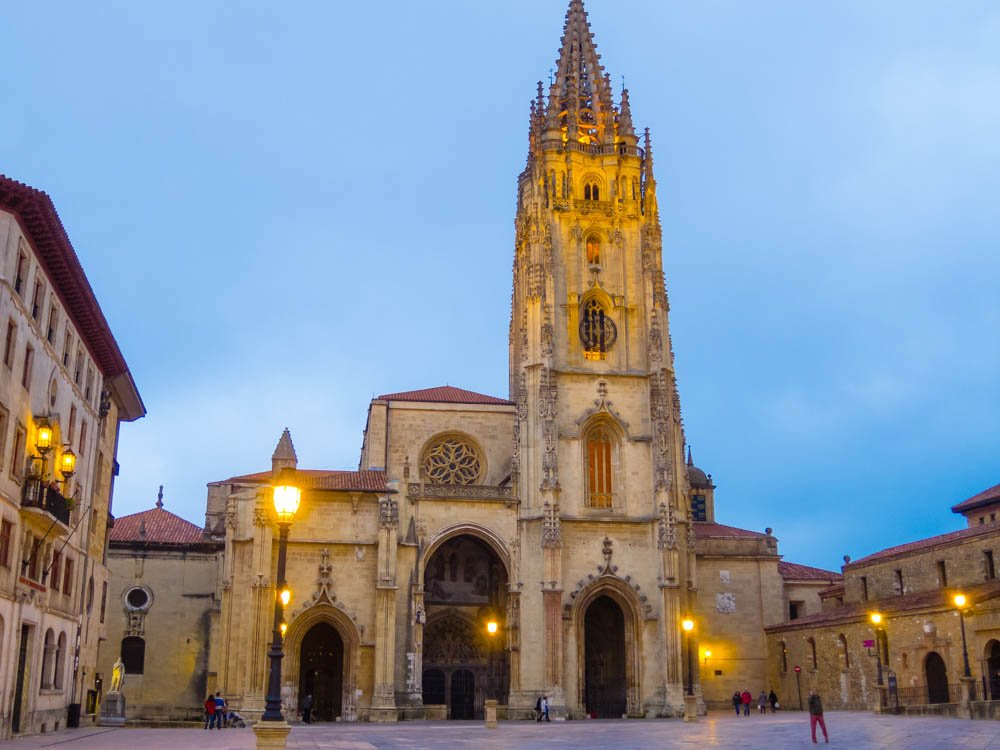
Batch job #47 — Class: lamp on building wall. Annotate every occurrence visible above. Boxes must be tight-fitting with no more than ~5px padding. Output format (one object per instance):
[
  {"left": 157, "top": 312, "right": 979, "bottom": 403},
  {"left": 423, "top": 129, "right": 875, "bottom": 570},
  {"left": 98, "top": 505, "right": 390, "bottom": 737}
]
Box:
[
  {"left": 58, "top": 448, "right": 77, "bottom": 479},
  {"left": 261, "top": 467, "right": 300, "bottom": 723},
  {"left": 35, "top": 417, "right": 53, "bottom": 455},
  {"left": 869, "top": 612, "right": 885, "bottom": 686},
  {"left": 703, "top": 649, "right": 712, "bottom": 665},
  {"left": 954, "top": 594, "right": 972, "bottom": 679}
]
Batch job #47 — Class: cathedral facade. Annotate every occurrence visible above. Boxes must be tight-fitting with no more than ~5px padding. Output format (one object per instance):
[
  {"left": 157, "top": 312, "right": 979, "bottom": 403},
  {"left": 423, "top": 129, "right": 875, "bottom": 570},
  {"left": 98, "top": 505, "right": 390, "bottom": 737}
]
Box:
[{"left": 106, "top": 1, "right": 839, "bottom": 723}]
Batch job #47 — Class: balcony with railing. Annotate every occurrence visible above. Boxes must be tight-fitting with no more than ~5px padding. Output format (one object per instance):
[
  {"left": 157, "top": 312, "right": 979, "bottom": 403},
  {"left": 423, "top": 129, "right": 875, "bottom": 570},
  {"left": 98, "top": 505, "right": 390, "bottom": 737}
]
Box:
[{"left": 21, "top": 478, "right": 72, "bottom": 529}]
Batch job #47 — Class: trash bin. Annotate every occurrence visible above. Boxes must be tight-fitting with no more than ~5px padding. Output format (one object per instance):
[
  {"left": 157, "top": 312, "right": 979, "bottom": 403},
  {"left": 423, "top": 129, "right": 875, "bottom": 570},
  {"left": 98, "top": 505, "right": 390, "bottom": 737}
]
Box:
[{"left": 67, "top": 703, "right": 82, "bottom": 728}]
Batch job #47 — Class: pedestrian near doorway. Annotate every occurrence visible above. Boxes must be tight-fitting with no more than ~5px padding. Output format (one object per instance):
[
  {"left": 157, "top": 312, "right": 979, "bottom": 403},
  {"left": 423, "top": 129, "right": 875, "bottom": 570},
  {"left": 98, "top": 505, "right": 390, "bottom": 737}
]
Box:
[
  {"left": 808, "top": 689, "right": 829, "bottom": 743},
  {"left": 302, "top": 693, "right": 314, "bottom": 724}
]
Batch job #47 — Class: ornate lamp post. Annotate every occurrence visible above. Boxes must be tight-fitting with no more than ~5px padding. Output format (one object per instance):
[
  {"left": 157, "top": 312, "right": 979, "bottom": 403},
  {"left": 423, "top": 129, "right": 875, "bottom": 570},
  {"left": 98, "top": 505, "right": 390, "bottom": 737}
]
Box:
[
  {"left": 869, "top": 612, "right": 885, "bottom": 687},
  {"left": 954, "top": 594, "right": 972, "bottom": 679},
  {"left": 483, "top": 615, "right": 500, "bottom": 728},
  {"left": 261, "top": 467, "right": 300, "bottom": 722},
  {"left": 681, "top": 617, "right": 697, "bottom": 722}
]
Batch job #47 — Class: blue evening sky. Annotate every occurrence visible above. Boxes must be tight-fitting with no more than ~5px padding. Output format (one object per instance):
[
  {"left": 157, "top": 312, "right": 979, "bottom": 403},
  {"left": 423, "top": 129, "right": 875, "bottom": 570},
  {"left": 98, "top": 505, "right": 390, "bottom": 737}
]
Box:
[{"left": 2, "top": 1, "right": 998, "bottom": 571}]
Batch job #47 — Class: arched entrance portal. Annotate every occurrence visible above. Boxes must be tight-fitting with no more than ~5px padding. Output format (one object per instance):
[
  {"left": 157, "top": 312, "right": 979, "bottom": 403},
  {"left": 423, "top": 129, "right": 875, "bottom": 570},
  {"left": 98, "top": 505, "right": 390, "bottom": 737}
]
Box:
[
  {"left": 584, "top": 595, "right": 627, "bottom": 718},
  {"left": 299, "top": 623, "right": 344, "bottom": 721},
  {"left": 422, "top": 533, "right": 509, "bottom": 719},
  {"left": 924, "top": 651, "right": 950, "bottom": 704},
  {"left": 987, "top": 641, "right": 1000, "bottom": 700}
]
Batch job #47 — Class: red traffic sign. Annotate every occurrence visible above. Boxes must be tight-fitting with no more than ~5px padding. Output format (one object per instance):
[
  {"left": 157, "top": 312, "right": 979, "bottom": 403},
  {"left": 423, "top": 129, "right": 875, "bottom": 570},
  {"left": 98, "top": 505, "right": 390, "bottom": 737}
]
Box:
[{"left": 793, "top": 666, "right": 802, "bottom": 673}]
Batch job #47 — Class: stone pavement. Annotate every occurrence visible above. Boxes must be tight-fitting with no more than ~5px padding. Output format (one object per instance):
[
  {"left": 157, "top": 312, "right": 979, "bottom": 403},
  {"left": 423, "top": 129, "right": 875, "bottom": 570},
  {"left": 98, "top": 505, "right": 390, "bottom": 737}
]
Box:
[{"left": 9, "top": 712, "right": 1000, "bottom": 749}]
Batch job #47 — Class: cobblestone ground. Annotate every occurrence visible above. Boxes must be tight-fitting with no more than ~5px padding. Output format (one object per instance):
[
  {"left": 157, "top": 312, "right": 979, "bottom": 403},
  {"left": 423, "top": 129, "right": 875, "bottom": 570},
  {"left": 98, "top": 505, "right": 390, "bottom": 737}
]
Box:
[{"left": 10, "top": 712, "right": 1000, "bottom": 750}]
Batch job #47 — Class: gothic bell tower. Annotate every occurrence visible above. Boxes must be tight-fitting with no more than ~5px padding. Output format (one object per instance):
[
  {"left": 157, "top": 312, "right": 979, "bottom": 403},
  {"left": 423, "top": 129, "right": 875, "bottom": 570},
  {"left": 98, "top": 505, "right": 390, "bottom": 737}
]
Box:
[{"left": 510, "top": 0, "right": 696, "bottom": 717}]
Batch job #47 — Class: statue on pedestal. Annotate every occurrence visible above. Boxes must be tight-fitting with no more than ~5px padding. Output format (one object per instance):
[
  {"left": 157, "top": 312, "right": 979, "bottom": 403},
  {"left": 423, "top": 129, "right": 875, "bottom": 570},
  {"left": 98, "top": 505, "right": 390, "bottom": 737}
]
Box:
[{"left": 110, "top": 657, "right": 125, "bottom": 693}]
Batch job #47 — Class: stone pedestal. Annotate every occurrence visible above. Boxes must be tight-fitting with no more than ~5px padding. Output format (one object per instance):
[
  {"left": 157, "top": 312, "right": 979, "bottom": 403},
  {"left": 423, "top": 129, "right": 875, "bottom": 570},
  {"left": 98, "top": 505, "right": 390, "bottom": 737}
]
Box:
[
  {"left": 253, "top": 720, "right": 292, "bottom": 750},
  {"left": 97, "top": 692, "right": 125, "bottom": 727},
  {"left": 683, "top": 694, "right": 698, "bottom": 722},
  {"left": 484, "top": 699, "right": 498, "bottom": 728},
  {"left": 958, "top": 676, "right": 975, "bottom": 719}
]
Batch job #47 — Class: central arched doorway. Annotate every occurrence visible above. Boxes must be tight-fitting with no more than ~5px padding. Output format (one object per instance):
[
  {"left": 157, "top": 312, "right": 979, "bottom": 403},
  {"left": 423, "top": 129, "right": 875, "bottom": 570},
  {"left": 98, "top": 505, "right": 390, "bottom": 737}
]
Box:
[
  {"left": 584, "top": 595, "right": 627, "bottom": 718},
  {"left": 299, "top": 622, "right": 344, "bottom": 721},
  {"left": 422, "top": 533, "right": 509, "bottom": 719},
  {"left": 925, "top": 651, "right": 950, "bottom": 704}
]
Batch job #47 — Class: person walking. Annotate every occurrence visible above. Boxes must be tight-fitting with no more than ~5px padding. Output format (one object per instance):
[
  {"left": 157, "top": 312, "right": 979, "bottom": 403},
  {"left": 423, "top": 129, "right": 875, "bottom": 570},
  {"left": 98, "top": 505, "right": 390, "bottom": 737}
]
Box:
[
  {"left": 731, "top": 691, "right": 741, "bottom": 717},
  {"left": 541, "top": 694, "right": 551, "bottom": 722},
  {"left": 769, "top": 689, "right": 779, "bottom": 713},
  {"left": 204, "top": 695, "right": 216, "bottom": 730},
  {"left": 808, "top": 689, "right": 829, "bottom": 743},
  {"left": 535, "top": 695, "right": 543, "bottom": 721},
  {"left": 741, "top": 689, "right": 752, "bottom": 716},
  {"left": 758, "top": 690, "right": 767, "bottom": 714},
  {"left": 301, "top": 693, "right": 314, "bottom": 724}
]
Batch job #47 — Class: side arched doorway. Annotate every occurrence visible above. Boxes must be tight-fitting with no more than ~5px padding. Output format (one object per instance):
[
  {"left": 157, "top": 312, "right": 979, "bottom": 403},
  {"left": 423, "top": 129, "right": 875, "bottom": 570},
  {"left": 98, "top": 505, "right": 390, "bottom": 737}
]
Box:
[
  {"left": 924, "top": 651, "right": 950, "bottom": 704},
  {"left": 584, "top": 595, "right": 627, "bottom": 718},
  {"left": 300, "top": 623, "right": 344, "bottom": 721},
  {"left": 421, "top": 533, "right": 509, "bottom": 719},
  {"left": 986, "top": 641, "right": 1000, "bottom": 700}
]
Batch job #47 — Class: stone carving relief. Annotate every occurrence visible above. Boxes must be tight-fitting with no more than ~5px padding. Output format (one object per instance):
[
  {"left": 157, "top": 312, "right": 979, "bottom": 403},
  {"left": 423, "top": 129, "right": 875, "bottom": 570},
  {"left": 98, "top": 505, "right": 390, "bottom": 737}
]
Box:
[
  {"left": 538, "top": 367, "right": 559, "bottom": 490},
  {"left": 511, "top": 373, "right": 527, "bottom": 486},
  {"left": 719, "top": 570, "right": 731, "bottom": 583},
  {"left": 716, "top": 592, "right": 736, "bottom": 614},
  {"left": 649, "top": 370, "right": 672, "bottom": 492},
  {"left": 565, "top": 564, "right": 655, "bottom": 621},
  {"left": 422, "top": 436, "right": 482, "bottom": 485},
  {"left": 378, "top": 498, "right": 399, "bottom": 529},
  {"left": 541, "top": 501, "right": 561, "bottom": 548},
  {"left": 657, "top": 502, "right": 677, "bottom": 550},
  {"left": 576, "top": 380, "right": 629, "bottom": 431},
  {"left": 125, "top": 612, "right": 145, "bottom": 637}
]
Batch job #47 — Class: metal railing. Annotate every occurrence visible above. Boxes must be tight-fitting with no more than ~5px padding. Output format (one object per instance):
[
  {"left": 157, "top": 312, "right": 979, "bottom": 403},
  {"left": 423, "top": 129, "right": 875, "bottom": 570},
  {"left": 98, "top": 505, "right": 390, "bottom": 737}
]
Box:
[
  {"left": 21, "top": 479, "right": 71, "bottom": 525},
  {"left": 892, "top": 681, "right": 981, "bottom": 707}
]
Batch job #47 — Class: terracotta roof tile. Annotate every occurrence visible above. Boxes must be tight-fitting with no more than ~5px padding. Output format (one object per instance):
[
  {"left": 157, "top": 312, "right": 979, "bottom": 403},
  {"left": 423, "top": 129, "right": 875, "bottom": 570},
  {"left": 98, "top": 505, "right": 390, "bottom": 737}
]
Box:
[
  {"left": 376, "top": 385, "right": 513, "bottom": 406},
  {"left": 109, "top": 507, "right": 205, "bottom": 546},
  {"left": 219, "top": 469, "right": 391, "bottom": 493},
  {"left": 951, "top": 482, "right": 1000, "bottom": 514},
  {"left": 778, "top": 560, "right": 843, "bottom": 582},
  {"left": 848, "top": 523, "right": 1000, "bottom": 567},
  {"left": 694, "top": 522, "right": 768, "bottom": 539},
  {"left": 767, "top": 580, "right": 1000, "bottom": 632}
]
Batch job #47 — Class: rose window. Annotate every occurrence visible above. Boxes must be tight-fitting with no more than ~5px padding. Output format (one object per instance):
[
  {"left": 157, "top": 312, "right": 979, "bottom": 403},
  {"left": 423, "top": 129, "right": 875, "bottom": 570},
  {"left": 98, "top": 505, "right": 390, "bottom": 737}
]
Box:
[{"left": 423, "top": 437, "right": 482, "bottom": 485}]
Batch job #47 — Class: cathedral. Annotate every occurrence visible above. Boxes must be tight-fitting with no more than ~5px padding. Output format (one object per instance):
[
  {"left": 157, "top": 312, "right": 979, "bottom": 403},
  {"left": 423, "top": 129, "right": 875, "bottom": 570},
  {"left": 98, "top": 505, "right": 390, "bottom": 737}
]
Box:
[{"left": 102, "top": 0, "right": 840, "bottom": 723}]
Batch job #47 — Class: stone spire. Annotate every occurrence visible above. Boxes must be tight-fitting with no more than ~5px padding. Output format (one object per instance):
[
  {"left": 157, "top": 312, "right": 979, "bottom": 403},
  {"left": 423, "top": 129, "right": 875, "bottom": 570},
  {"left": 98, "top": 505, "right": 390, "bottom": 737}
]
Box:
[
  {"left": 271, "top": 428, "right": 298, "bottom": 474},
  {"left": 156, "top": 484, "right": 164, "bottom": 509},
  {"left": 618, "top": 87, "right": 636, "bottom": 143},
  {"left": 546, "top": 0, "right": 615, "bottom": 144},
  {"left": 686, "top": 446, "right": 693, "bottom": 466}
]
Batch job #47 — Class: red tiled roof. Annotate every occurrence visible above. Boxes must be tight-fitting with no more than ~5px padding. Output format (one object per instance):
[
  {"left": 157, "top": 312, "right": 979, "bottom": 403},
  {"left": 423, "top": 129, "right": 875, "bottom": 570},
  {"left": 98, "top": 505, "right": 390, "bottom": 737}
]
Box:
[
  {"left": 951, "top": 482, "right": 1000, "bottom": 514},
  {"left": 694, "top": 522, "right": 768, "bottom": 539},
  {"left": 109, "top": 507, "right": 205, "bottom": 546},
  {"left": 848, "top": 523, "right": 1000, "bottom": 567},
  {"left": 818, "top": 583, "right": 846, "bottom": 598},
  {"left": 376, "top": 385, "right": 513, "bottom": 406},
  {"left": 766, "top": 580, "right": 1000, "bottom": 633},
  {"left": 778, "top": 561, "right": 843, "bottom": 583},
  {"left": 219, "top": 469, "right": 391, "bottom": 493}
]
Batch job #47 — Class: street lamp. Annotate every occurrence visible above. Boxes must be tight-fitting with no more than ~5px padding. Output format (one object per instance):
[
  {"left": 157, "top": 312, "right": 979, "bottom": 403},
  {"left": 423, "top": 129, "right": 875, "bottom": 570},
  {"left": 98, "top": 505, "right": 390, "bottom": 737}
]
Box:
[
  {"left": 483, "top": 614, "right": 500, "bottom": 728},
  {"left": 870, "top": 612, "right": 884, "bottom": 687},
  {"left": 682, "top": 618, "right": 695, "bottom": 696},
  {"left": 703, "top": 649, "right": 712, "bottom": 666},
  {"left": 261, "top": 467, "right": 300, "bottom": 722},
  {"left": 954, "top": 594, "right": 972, "bottom": 678}
]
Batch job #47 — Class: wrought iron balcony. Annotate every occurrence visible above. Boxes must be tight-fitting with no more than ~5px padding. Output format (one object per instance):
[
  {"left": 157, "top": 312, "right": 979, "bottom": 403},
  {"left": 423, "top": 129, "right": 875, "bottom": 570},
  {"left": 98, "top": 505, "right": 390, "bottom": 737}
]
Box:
[{"left": 21, "top": 479, "right": 71, "bottom": 526}]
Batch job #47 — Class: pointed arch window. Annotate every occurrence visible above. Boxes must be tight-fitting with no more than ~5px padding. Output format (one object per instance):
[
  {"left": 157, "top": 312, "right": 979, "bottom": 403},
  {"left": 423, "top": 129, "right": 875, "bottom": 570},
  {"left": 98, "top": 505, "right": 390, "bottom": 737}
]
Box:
[
  {"left": 586, "top": 235, "right": 601, "bottom": 265},
  {"left": 584, "top": 181, "right": 600, "bottom": 201},
  {"left": 579, "top": 297, "right": 617, "bottom": 360},
  {"left": 586, "top": 424, "right": 615, "bottom": 508}
]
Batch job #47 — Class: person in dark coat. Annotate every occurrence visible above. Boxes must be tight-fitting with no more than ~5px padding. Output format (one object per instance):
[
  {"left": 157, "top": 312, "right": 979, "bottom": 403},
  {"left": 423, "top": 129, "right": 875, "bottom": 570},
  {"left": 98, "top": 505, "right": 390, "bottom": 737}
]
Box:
[
  {"left": 731, "top": 691, "right": 742, "bottom": 717},
  {"left": 769, "top": 689, "right": 779, "bottom": 713},
  {"left": 301, "top": 693, "right": 314, "bottom": 724}
]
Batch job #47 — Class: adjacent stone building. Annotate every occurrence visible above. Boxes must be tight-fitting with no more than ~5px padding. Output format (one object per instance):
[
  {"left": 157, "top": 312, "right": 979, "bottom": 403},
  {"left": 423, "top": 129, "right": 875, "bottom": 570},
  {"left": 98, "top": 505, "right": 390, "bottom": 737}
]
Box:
[
  {"left": 99, "top": 488, "right": 223, "bottom": 721},
  {"left": 0, "top": 175, "right": 144, "bottom": 737},
  {"left": 766, "top": 482, "right": 1000, "bottom": 716}
]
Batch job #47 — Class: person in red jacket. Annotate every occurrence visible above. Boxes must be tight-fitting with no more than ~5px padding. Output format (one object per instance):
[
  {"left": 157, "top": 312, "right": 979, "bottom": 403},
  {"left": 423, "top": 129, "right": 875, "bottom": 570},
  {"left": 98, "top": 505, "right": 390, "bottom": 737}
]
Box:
[
  {"left": 204, "top": 695, "right": 216, "bottom": 729},
  {"left": 740, "top": 689, "right": 752, "bottom": 716}
]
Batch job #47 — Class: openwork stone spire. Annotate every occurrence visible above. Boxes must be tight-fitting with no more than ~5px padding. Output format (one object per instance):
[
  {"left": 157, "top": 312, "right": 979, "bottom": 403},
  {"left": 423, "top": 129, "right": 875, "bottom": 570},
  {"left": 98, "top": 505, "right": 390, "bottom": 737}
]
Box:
[
  {"left": 546, "top": 0, "right": 615, "bottom": 145},
  {"left": 271, "top": 427, "right": 298, "bottom": 473}
]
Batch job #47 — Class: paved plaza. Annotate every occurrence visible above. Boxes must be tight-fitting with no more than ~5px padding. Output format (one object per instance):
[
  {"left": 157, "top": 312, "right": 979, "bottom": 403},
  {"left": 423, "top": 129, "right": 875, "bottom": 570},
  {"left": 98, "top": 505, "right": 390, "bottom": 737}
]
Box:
[{"left": 9, "top": 713, "right": 1000, "bottom": 750}]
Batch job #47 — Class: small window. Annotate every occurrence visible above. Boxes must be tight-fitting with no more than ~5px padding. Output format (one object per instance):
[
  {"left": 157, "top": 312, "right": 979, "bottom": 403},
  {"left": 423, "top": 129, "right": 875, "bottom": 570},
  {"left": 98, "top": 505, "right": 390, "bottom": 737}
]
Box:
[
  {"left": 0, "top": 404, "right": 8, "bottom": 472},
  {"left": 62, "top": 557, "right": 74, "bottom": 596},
  {"left": 41, "top": 629, "right": 55, "bottom": 689},
  {"left": 26, "top": 533, "right": 40, "bottom": 580},
  {"left": 74, "top": 348, "right": 83, "bottom": 385},
  {"left": 47, "top": 304, "right": 58, "bottom": 344},
  {"left": 780, "top": 641, "right": 788, "bottom": 673},
  {"left": 586, "top": 424, "right": 614, "bottom": 508},
  {"left": 986, "top": 550, "right": 996, "bottom": 581},
  {"left": 3, "top": 320, "right": 16, "bottom": 370},
  {"left": 14, "top": 251, "right": 28, "bottom": 296},
  {"left": 85, "top": 367, "right": 94, "bottom": 401},
  {"left": 50, "top": 550, "right": 62, "bottom": 589},
  {"left": 62, "top": 329, "right": 72, "bottom": 368},
  {"left": 121, "top": 636, "right": 145, "bottom": 674},
  {"left": 31, "top": 278, "right": 44, "bottom": 321},
  {"left": 838, "top": 633, "right": 850, "bottom": 669},
  {"left": 100, "top": 581, "right": 108, "bottom": 623},
  {"left": 79, "top": 421, "right": 87, "bottom": 456},
  {"left": 690, "top": 494, "right": 707, "bottom": 522},
  {"left": 586, "top": 235, "right": 601, "bottom": 265},
  {"left": 808, "top": 637, "right": 818, "bottom": 670},
  {"left": 0, "top": 518, "right": 12, "bottom": 568},
  {"left": 11, "top": 422, "right": 26, "bottom": 483},
  {"left": 860, "top": 576, "right": 868, "bottom": 601},
  {"left": 937, "top": 560, "right": 948, "bottom": 587},
  {"left": 789, "top": 601, "right": 804, "bottom": 620},
  {"left": 68, "top": 405, "right": 77, "bottom": 446},
  {"left": 583, "top": 181, "right": 600, "bottom": 201},
  {"left": 894, "top": 569, "right": 903, "bottom": 595},
  {"left": 125, "top": 586, "right": 151, "bottom": 611},
  {"left": 55, "top": 632, "right": 67, "bottom": 690},
  {"left": 21, "top": 344, "right": 33, "bottom": 388}
]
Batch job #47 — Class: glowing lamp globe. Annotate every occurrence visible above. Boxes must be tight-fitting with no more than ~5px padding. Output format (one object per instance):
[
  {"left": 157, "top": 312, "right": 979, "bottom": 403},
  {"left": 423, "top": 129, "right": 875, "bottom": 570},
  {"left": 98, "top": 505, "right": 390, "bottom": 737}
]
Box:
[
  {"left": 59, "top": 448, "right": 77, "bottom": 478},
  {"left": 272, "top": 468, "right": 301, "bottom": 523},
  {"left": 279, "top": 588, "right": 291, "bottom": 607},
  {"left": 870, "top": 612, "right": 882, "bottom": 625},
  {"left": 954, "top": 594, "right": 967, "bottom": 608},
  {"left": 486, "top": 620, "right": 498, "bottom": 636},
  {"left": 681, "top": 618, "right": 694, "bottom": 632}
]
